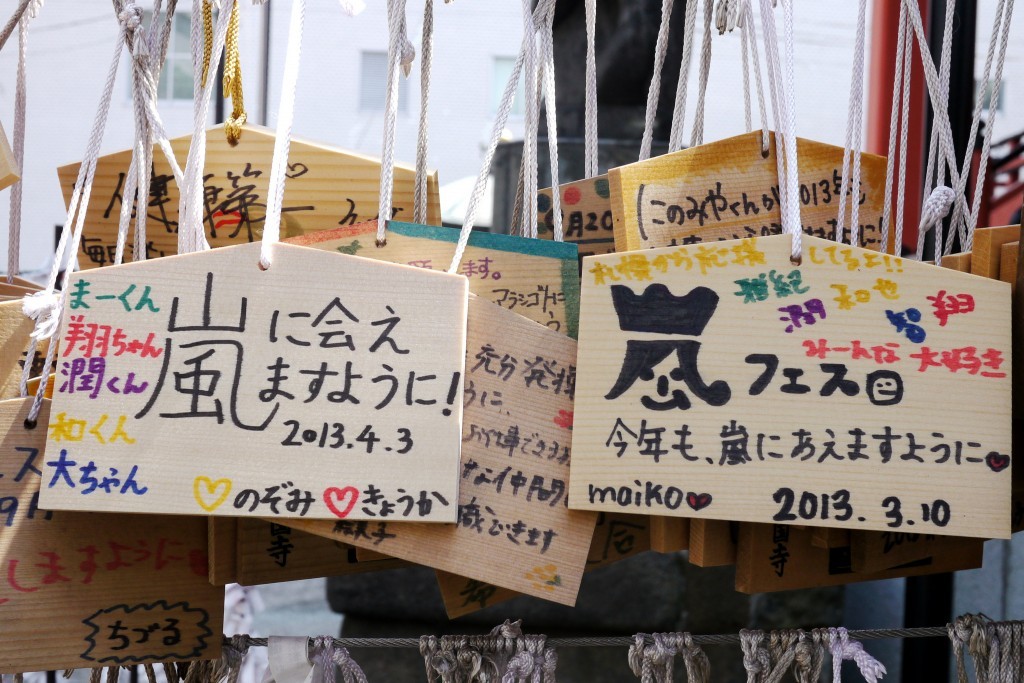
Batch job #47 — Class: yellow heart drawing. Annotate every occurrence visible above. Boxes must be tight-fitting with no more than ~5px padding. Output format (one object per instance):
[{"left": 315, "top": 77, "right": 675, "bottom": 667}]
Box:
[{"left": 193, "top": 476, "right": 232, "bottom": 512}]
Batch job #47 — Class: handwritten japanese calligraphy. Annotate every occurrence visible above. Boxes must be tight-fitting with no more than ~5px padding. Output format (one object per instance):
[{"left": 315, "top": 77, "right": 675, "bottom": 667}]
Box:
[
  {"left": 608, "top": 132, "right": 889, "bottom": 252},
  {"left": 0, "top": 398, "right": 222, "bottom": 673},
  {"left": 61, "top": 124, "right": 441, "bottom": 270},
  {"left": 571, "top": 234, "right": 1012, "bottom": 538},
  {"left": 40, "top": 242, "right": 468, "bottom": 521},
  {"left": 286, "top": 296, "right": 597, "bottom": 604}
]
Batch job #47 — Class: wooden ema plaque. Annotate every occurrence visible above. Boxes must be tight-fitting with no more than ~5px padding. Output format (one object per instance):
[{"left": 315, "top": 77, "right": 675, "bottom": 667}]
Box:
[
  {"left": 941, "top": 253, "right": 972, "bottom": 272},
  {"left": 436, "top": 570, "right": 520, "bottom": 619},
  {"left": 735, "top": 522, "right": 983, "bottom": 593},
  {"left": 208, "top": 518, "right": 238, "bottom": 585},
  {"left": 0, "top": 289, "right": 48, "bottom": 401},
  {"left": 39, "top": 242, "right": 469, "bottom": 521},
  {"left": 0, "top": 398, "right": 223, "bottom": 673},
  {"left": 0, "top": 121, "right": 19, "bottom": 191},
  {"left": 1000, "top": 242, "right": 1018, "bottom": 294},
  {"left": 570, "top": 234, "right": 1012, "bottom": 538},
  {"left": 649, "top": 517, "right": 689, "bottom": 553},
  {"left": 811, "top": 527, "right": 850, "bottom": 549},
  {"left": 971, "top": 225, "right": 1019, "bottom": 279},
  {"left": 286, "top": 296, "right": 597, "bottom": 604},
  {"left": 287, "top": 220, "right": 581, "bottom": 338},
  {"left": 607, "top": 132, "right": 888, "bottom": 252},
  {"left": 688, "top": 520, "right": 738, "bottom": 567},
  {"left": 58, "top": 124, "right": 441, "bottom": 269},
  {"left": 236, "top": 519, "right": 405, "bottom": 586},
  {"left": 436, "top": 511, "right": 652, "bottom": 618},
  {"left": 849, "top": 530, "right": 980, "bottom": 574},
  {"left": 537, "top": 176, "right": 616, "bottom": 261}
]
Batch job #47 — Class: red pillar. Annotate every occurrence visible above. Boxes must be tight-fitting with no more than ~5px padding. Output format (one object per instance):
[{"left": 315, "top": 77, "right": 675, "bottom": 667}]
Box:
[{"left": 867, "top": 0, "right": 929, "bottom": 253}]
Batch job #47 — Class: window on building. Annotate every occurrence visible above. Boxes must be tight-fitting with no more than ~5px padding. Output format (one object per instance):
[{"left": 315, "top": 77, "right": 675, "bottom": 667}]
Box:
[
  {"left": 135, "top": 11, "right": 194, "bottom": 100},
  {"left": 492, "top": 56, "right": 525, "bottom": 116},
  {"left": 975, "top": 78, "right": 1006, "bottom": 113},
  {"left": 359, "top": 51, "right": 409, "bottom": 112}
]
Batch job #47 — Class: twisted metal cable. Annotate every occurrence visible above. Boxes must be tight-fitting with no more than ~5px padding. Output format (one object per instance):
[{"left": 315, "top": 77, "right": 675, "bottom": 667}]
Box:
[{"left": 228, "top": 626, "right": 951, "bottom": 650}]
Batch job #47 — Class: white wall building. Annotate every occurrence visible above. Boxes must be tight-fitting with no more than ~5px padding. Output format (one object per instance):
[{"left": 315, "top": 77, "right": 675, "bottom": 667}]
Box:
[{"left": 0, "top": 0, "right": 1020, "bottom": 273}]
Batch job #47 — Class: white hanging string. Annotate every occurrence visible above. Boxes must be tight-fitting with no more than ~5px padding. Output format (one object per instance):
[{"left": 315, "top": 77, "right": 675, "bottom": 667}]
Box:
[
  {"left": 740, "top": 0, "right": 770, "bottom": 153},
  {"left": 950, "top": 0, "right": 1014, "bottom": 253},
  {"left": 878, "top": 0, "right": 908, "bottom": 256},
  {"left": 917, "top": 0, "right": 955, "bottom": 257},
  {"left": 177, "top": 0, "right": 233, "bottom": 256},
  {"left": 535, "top": 0, "right": 561, "bottom": 241},
  {"left": 0, "top": 0, "right": 33, "bottom": 54},
  {"left": 258, "top": 0, "right": 306, "bottom": 268},
  {"left": 758, "top": 0, "right": 801, "bottom": 259},
  {"left": 499, "top": 0, "right": 561, "bottom": 242},
  {"left": 737, "top": 4, "right": 752, "bottom": 133},
  {"left": 19, "top": 3, "right": 142, "bottom": 420},
  {"left": 777, "top": 0, "right": 801, "bottom": 258},
  {"left": 114, "top": 1, "right": 184, "bottom": 266},
  {"left": 758, "top": 0, "right": 787, "bottom": 225},
  {"left": 520, "top": 0, "right": 539, "bottom": 239},
  {"left": 896, "top": 20, "right": 916, "bottom": 258},
  {"left": 833, "top": 0, "right": 868, "bottom": 247},
  {"left": 374, "top": 0, "right": 415, "bottom": 245},
  {"left": 583, "top": 0, "right": 598, "bottom": 178},
  {"left": 7, "top": 0, "right": 41, "bottom": 283},
  {"left": 666, "top": 0, "right": 698, "bottom": 152},
  {"left": 688, "top": 0, "right": 714, "bottom": 148},
  {"left": 447, "top": 0, "right": 556, "bottom": 274},
  {"left": 917, "top": 0, "right": 956, "bottom": 259},
  {"left": 413, "top": 0, "right": 433, "bottom": 225},
  {"left": 639, "top": 0, "right": 674, "bottom": 161},
  {"left": 899, "top": 0, "right": 974, "bottom": 253},
  {"left": 715, "top": 0, "right": 769, "bottom": 154}
]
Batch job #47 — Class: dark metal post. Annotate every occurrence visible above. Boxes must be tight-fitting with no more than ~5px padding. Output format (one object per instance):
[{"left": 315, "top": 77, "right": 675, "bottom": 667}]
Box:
[
  {"left": 922, "top": 0, "right": 977, "bottom": 259},
  {"left": 903, "top": 1, "right": 977, "bottom": 680}
]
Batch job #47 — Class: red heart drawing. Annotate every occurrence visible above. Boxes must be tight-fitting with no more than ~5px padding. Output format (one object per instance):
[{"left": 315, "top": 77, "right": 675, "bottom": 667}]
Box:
[
  {"left": 986, "top": 451, "right": 1010, "bottom": 473},
  {"left": 686, "top": 492, "right": 713, "bottom": 511},
  {"left": 323, "top": 486, "right": 360, "bottom": 519}
]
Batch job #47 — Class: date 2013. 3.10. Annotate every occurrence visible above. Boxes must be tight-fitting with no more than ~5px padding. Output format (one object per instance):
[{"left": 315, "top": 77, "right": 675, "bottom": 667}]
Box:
[{"left": 772, "top": 487, "right": 951, "bottom": 529}]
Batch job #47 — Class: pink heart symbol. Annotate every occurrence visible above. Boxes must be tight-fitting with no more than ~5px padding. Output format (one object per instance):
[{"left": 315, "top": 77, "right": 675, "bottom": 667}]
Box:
[
  {"left": 686, "top": 492, "right": 713, "bottom": 511},
  {"left": 323, "top": 486, "right": 360, "bottom": 519}
]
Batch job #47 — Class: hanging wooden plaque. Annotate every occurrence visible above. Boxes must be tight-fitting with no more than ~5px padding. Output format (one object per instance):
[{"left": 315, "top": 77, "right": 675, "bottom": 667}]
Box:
[
  {"left": 59, "top": 124, "right": 442, "bottom": 269},
  {"left": 1000, "top": 242, "right": 1017, "bottom": 293},
  {"left": 971, "top": 225, "right": 1019, "bottom": 278},
  {"left": 849, "top": 530, "right": 981, "bottom": 573},
  {"left": 608, "top": 132, "right": 888, "bottom": 252},
  {"left": 287, "top": 220, "right": 581, "bottom": 338},
  {"left": 688, "top": 520, "right": 738, "bottom": 567},
  {"left": 810, "top": 527, "right": 850, "bottom": 549},
  {"left": 941, "top": 252, "right": 972, "bottom": 272},
  {"left": 39, "top": 242, "right": 469, "bottom": 521},
  {"left": 735, "top": 522, "right": 983, "bottom": 593},
  {"left": 649, "top": 517, "right": 689, "bottom": 553},
  {"left": 0, "top": 121, "right": 20, "bottom": 191},
  {"left": 286, "top": 296, "right": 597, "bottom": 604},
  {"left": 436, "top": 570, "right": 521, "bottom": 619},
  {"left": 537, "top": 176, "right": 616, "bottom": 262},
  {"left": 435, "top": 511, "right": 652, "bottom": 618},
  {"left": 0, "top": 398, "right": 223, "bottom": 673},
  {"left": 236, "top": 519, "right": 406, "bottom": 585},
  {"left": 586, "top": 512, "right": 652, "bottom": 569},
  {"left": 208, "top": 519, "right": 238, "bottom": 585},
  {"left": 0, "top": 299, "right": 48, "bottom": 400},
  {"left": 570, "top": 234, "right": 1011, "bottom": 538}
]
